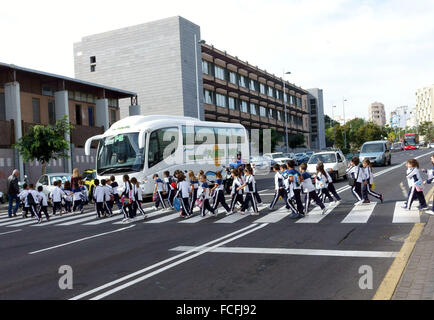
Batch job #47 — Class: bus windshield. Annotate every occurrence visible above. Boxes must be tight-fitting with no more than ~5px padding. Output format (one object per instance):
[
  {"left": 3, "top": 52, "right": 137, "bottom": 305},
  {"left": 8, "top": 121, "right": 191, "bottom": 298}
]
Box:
[{"left": 96, "top": 133, "right": 145, "bottom": 175}]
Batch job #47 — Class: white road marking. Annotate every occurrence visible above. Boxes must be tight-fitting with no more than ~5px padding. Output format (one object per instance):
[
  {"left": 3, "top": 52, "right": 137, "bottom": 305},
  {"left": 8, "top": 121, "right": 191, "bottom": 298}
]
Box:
[
  {"left": 297, "top": 202, "right": 339, "bottom": 224},
  {"left": 341, "top": 202, "right": 377, "bottom": 224},
  {"left": 56, "top": 214, "right": 101, "bottom": 226},
  {"left": 0, "top": 229, "right": 22, "bottom": 236},
  {"left": 33, "top": 211, "right": 97, "bottom": 226},
  {"left": 69, "top": 223, "right": 262, "bottom": 300},
  {"left": 254, "top": 206, "right": 291, "bottom": 223},
  {"left": 392, "top": 201, "right": 421, "bottom": 223},
  {"left": 170, "top": 246, "right": 398, "bottom": 258},
  {"left": 28, "top": 225, "right": 136, "bottom": 255},
  {"left": 144, "top": 212, "right": 181, "bottom": 224},
  {"left": 88, "top": 223, "right": 268, "bottom": 300}
]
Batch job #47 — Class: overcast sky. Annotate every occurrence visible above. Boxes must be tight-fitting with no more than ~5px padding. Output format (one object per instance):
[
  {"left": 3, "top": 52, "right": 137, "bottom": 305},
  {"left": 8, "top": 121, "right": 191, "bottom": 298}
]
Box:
[{"left": 2, "top": 0, "right": 434, "bottom": 121}]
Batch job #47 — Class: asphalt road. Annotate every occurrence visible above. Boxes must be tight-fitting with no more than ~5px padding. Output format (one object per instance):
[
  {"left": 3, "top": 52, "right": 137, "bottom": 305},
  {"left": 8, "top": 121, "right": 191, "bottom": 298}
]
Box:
[{"left": 0, "top": 148, "right": 433, "bottom": 300}]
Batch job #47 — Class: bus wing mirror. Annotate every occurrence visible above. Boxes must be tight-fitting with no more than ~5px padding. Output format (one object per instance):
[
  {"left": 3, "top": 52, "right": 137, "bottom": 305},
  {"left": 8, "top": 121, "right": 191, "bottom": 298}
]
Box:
[
  {"left": 85, "top": 134, "right": 105, "bottom": 156},
  {"left": 139, "top": 130, "right": 146, "bottom": 149}
]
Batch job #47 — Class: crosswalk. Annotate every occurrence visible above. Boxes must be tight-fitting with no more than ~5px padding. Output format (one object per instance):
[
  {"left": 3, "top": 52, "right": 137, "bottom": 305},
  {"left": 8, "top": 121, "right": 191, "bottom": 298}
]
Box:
[{"left": 0, "top": 199, "right": 427, "bottom": 229}]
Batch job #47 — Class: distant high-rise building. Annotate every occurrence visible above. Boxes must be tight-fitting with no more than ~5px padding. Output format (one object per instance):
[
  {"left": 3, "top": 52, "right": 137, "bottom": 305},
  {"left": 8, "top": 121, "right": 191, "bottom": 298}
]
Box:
[
  {"left": 406, "top": 107, "right": 418, "bottom": 128},
  {"left": 389, "top": 106, "right": 410, "bottom": 129},
  {"left": 369, "top": 102, "right": 386, "bottom": 126},
  {"left": 416, "top": 85, "right": 434, "bottom": 124},
  {"left": 307, "top": 88, "right": 326, "bottom": 150}
]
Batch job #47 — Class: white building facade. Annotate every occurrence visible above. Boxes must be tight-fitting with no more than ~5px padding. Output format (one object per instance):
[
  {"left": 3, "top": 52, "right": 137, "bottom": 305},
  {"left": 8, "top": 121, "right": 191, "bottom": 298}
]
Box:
[{"left": 415, "top": 85, "right": 434, "bottom": 124}]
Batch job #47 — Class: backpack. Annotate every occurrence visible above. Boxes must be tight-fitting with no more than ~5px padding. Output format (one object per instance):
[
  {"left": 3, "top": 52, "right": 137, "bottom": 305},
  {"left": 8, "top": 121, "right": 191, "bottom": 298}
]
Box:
[
  {"left": 173, "top": 197, "right": 181, "bottom": 211},
  {"left": 27, "top": 192, "right": 36, "bottom": 207}
]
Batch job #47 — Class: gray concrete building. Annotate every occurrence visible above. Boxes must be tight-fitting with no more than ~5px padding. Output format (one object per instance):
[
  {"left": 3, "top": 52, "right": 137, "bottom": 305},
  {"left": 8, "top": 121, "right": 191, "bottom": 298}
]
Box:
[
  {"left": 307, "top": 88, "right": 326, "bottom": 150},
  {"left": 74, "top": 16, "right": 204, "bottom": 120}
]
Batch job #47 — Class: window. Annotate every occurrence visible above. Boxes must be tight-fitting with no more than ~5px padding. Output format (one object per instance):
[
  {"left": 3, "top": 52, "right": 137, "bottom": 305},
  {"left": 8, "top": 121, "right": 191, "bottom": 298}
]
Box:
[
  {"left": 229, "top": 97, "right": 237, "bottom": 110},
  {"left": 277, "top": 111, "right": 282, "bottom": 121},
  {"left": 290, "top": 95, "right": 295, "bottom": 105},
  {"left": 268, "top": 108, "right": 275, "bottom": 119},
  {"left": 75, "top": 104, "right": 82, "bottom": 125},
  {"left": 195, "top": 126, "right": 216, "bottom": 145},
  {"left": 239, "top": 75, "right": 247, "bottom": 88},
  {"left": 260, "top": 106, "right": 267, "bottom": 117},
  {"left": 216, "top": 93, "right": 227, "bottom": 108},
  {"left": 88, "top": 106, "right": 94, "bottom": 126},
  {"left": 260, "top": 83, "right": 266, "bottom": 94},
  {"left": 204, "top": 90, "right": 214, "bottom": 104},
  {"left": 90, "top": 56, "right": 96, "bottom": 64},
  {"left": 215, "top": 65, "right": 226, "bottom": 80},
  {"left": 276, "top": 90, "right": 282, "bottom": 100},
  {"left": 249, "top": 79, "right": 258, "bottom": 91},
  {"left": 32, "top": 98, "right": 40, "bottom": 123},
  {"left": 148, "top": 127, "right": 179, "bottom": 168},
  {"left": 267, "top": 86, "right": 274, "bottom": 97},
  {"left": 48, "top": 101, "right": 55, "bottom": 125},
  {"left": 90, "top": 65, "right": 96, "bottom": 72},
  {"left": 42, "top": 85, "right": 54, "bottom": 96},
  {"left": 296, "top": 97, "right": 302, "bottom": 107},
  {"left": 250, "top": 103, "right": 258, "bottom": 115},
  {"left": 202, "top": 60, "right": 211, "bottom": 75},
  {"left": 229, "top": 72, "right": 237, "bottom": 84},
  {"left": 240, "top": 100, "right": 249, "bottom": 113}
]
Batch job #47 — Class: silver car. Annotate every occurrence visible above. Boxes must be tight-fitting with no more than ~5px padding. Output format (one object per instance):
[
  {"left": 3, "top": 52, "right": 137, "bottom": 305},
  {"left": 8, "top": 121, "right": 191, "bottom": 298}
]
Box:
[{"left": 35, "top": 173, "right": 71, "bottom": 197}]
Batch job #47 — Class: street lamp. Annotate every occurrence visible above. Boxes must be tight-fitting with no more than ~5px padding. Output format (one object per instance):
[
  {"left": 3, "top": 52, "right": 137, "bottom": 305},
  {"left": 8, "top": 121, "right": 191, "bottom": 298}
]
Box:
[
  {"left": 343, "top": 98, "right": 348, "bottom": 149},
  {"left": 194, "top": 34, "right": 206, "bottom": 120},
  {"left": 282, "top": 71, "right": 291, "bottom": 153}
]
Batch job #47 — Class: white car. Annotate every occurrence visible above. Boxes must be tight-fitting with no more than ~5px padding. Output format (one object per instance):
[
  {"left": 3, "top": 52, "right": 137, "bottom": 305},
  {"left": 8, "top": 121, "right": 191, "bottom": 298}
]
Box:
[
  {"left": 35, "top": 173, "right": 71, "bottom": 197},
  {"left": 306, "top": 150, "right": 348, "bottom": 182},
  {"left": 263, "top": 152, "right": 293, "bottom": 165}
]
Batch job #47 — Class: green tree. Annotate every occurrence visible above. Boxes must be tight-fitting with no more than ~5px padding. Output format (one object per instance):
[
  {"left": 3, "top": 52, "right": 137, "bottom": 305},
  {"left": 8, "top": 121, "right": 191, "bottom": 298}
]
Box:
[
  {"left": 288, "top": 133, "right": 305, "bottom": 149},
  {"left": 418, "top": 121, "right": 434, "bottom": 142},
  {"left": 13, "top": 116, "right": 74, "bottom": 175},
  {"left": 353, "top": 122, "right": 383, "bottom": 149}
]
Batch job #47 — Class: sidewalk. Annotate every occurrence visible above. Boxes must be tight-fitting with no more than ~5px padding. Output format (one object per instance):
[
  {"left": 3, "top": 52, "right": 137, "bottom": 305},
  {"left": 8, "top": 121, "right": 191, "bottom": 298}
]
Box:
[{"left": 392, "top": 193, "right": 434, "bottom": 300}]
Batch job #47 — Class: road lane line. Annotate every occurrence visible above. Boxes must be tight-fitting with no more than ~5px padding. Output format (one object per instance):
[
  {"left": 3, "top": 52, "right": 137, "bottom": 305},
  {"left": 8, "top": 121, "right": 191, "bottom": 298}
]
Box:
[
  {"left": 88, "top": 223, "right": 269, "bottom": 300},
  {"left": 392, "top": 202, "right": 420, "bottom": 223},
  {"left": 341, "top": 202, "right": 377, "bottom": 224},
  {"left": 28, "top": 225, "right": 136, "bottom": 255},
  {"left": 373, "top": 223, "right": 425, "bottom": 300},
  {"left": 0, "top": 229, "right": 22, "bottom": 236},
  {"left": 170, "top": 246, "right": 398, "bottom": 258},
  {"left": 69, "top": 223, "right": 260, "bottom": 300}
]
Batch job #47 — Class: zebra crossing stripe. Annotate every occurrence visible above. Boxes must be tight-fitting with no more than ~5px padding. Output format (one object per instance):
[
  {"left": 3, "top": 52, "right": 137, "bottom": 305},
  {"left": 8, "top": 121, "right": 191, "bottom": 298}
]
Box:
[
  {"left": 56, "top": 214, "right": 102, "bottom": 226},
  {"left": 392, "top": 201, "right": 420, "bottom": 223},
  {"left": 0, "top": 215, "right": 22, "bottom": 223},
  {"left": 254, "top": 206, "right": 291, "bottom": 223},
  {"left": 145, "top": 212, "right": 181, "bottom": 224},
  {"left": 341, "top": 202, "right": 377, "bottom": 224},
  {"left": 215, "top": 204, "right": 268, "bottom": 224},
  {"left": 32, "top": 211, "right": 98, "bottom": 226},
  {"left": 296, "top": 202, "right": 339, "bottom": 224}
]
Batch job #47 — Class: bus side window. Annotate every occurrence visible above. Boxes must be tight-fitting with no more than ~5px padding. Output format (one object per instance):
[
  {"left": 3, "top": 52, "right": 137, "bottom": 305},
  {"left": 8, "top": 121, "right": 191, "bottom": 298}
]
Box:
[{"left": 148, "top": 127, "right": 179, "bottom": 168}]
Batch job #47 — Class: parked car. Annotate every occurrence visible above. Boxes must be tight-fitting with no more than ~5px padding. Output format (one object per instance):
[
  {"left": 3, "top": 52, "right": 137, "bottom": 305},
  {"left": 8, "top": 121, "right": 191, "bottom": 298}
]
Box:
[
  {"left": 0, "top": 191, "right": 4, "bottom": 204},
  {"left": 263, "top": 152, "right": 293, "bottom": 165},
  {"left": 35, "top": 173, "right": 71, "bottom": 197},
  {"left": 359, "top": 140, "right": 392, "bottom": 166},
  {"left": 307, "top": 150, "right": 348, "bottom": 182},
  {"left": 82, "top": 169, "right": 97, "bottom": 199},
  {"left": 250, "top": 156, "right": 272, "bottom": 174},
  {"left": 295, "top": 153, "right": 310, "bottom": 164},
  {"left": 429, "top": 141, "right": 434, "bottom": 148}
]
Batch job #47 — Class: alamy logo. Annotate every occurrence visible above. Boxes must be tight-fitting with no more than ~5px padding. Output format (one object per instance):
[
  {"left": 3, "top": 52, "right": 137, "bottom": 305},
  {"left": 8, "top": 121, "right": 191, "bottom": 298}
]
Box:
[
  {"left": 358, "top": 265, "right": 373, "bottom": 290},
  {"left": 58, "top": 265, "right": 73, "bottom": 290}
]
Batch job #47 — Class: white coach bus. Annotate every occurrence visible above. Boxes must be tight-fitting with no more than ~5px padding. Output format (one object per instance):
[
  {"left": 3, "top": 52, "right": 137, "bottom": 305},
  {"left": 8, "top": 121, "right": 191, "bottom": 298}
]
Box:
[{"left": 84, "top": 115, "right": 249, "bottom": 195}]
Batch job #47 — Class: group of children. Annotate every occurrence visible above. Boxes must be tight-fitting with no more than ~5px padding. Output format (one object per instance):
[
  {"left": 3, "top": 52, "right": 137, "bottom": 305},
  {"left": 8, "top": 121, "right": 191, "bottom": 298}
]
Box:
[
  {"left": 151, "top": 165, "right": 263, "bottom": 219},
  {"left": 268, "top": 160, "right": 342, "bottom": 219},
  {"left": 16, "top": 153, "right": 434, "bottom": 224}
]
